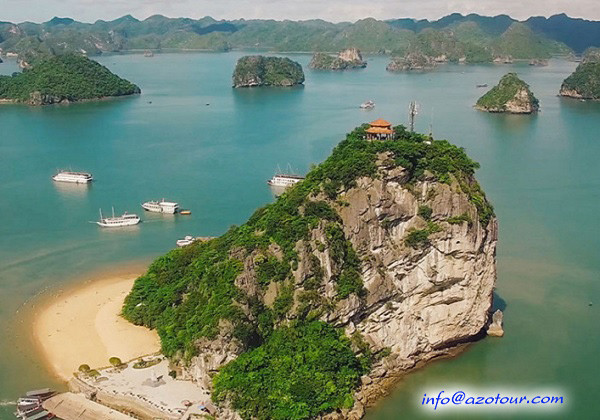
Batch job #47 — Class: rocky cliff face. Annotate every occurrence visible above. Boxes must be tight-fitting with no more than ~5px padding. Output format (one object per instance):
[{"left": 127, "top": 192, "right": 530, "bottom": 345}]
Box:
[
  {"left": 309, "top": 48, "right": 367, "bottom": 70},
  {"left": 183, "top": 152, "right": 497, "bottom": 418}
]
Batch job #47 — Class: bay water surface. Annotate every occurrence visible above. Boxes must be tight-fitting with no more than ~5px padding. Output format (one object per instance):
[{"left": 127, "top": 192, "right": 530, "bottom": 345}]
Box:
[{"left": 0, "top": 53, "right": 598, "bottom": 419}]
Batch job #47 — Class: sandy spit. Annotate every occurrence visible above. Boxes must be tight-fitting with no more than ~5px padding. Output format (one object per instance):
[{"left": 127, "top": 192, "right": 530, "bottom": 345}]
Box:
[{"left": 32, "top": 273, "right": 160, "bottom": 381}]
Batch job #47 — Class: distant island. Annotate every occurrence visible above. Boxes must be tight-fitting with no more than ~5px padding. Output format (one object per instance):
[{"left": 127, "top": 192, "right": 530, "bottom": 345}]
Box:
[
  {"left": 309, "top": 48, "right": 367, "bottom": 70},
  {"left": 386, "top": 52, "right": 438, "bottom": 72},
  {"left": 232, "top": 56, "right": 304, "bottom": 88},
  {"left": 560, "top": 48, "right": 600, "bottom": 100},
  {"left": 476, "top": 73, "right": 539, "bottom": 114},
  {"left": 0, "top": 54, "right": 140, "bottom": 105},
  {"left": 1, "top": 13, "right": 597, "bottom": 65}
]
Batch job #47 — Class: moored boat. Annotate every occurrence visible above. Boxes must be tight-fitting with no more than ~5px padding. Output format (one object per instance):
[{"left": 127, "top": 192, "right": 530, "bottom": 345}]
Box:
[
  {"left": 176, "top": 236, "right": 196, "bottom": 247},
  {"left": 15, "top": 389, "right": 56, "bottom": 419},
  {"left": 142, "top": 199, "right": 179, "bottom": 214},
  {"left": 52, "top": 171, "right": 93, "bottom": 184},
  {"left": 267, "top": 171, "right": 305, "bottom": 188},
  {"left": 96, "top": 208, "right": 140, "bottom": 228},
  {"left": 360, "top": 100, "right": 375, "bottom": 109},
  {"left": 267, "top": 174, "right": 304, "bottom": 187}
]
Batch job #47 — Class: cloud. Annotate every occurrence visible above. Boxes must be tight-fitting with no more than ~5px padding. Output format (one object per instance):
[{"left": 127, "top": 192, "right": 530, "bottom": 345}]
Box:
[{"left": 2, "top": 0, "right": 599, "bottom": 23}]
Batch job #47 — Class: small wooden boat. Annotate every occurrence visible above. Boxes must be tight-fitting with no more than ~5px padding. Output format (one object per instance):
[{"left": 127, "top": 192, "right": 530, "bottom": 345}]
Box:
[{"left": 179, "top": 210, "right": 191, "bottom": 215}]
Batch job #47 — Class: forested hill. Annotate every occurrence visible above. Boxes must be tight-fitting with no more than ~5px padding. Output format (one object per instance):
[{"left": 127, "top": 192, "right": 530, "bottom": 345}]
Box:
[
  {"left": 0, "top": 54, "right": 140, "bottom": 105},
  {"left": 0, "top": 13, "right": 598, "bottom": 63}
]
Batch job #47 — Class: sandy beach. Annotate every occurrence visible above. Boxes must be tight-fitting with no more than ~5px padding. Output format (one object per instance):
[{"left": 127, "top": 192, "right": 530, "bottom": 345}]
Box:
[{"left": 33, "top": 273, "right": 161, "bottom": 381}]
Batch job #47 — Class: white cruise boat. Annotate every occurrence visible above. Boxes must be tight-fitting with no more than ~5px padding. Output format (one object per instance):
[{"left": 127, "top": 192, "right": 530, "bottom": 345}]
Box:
[
  {"left": 142, "top": 199, "right": 179, "bottom": 214},
  {"left": 52, "top": 170, "right": 93, "bottom": 184},
  {"left": 176, "top": 236, "right": 196, "bottom": 247},
  {"left": 267, "top": 172, "right": 305, "bottom": 188},
  {"left": 96, "top": 208, "right": 140, "bottom": 228},
  {"left": 360, "top": 100, "right": 375, "bottom": 109},
  {"left": 267, "top": 164, "right": 304, "bottom": 188}
]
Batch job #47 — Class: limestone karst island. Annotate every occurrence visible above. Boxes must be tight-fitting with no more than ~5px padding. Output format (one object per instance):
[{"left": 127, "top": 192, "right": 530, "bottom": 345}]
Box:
[
  {"left": 476, "top": 73, "right": 539, "bottom": 114},
  {"left": 0, "top": 54, "right": 140, "bottom": 105},
  {"left": 26, "top": 119, "right": 498, "bottom": 420},
  {"left": 2, "top": 3, "right": 600, "bottom": 420},
  {"left": 560, "top": 48, "right": 600, "bottom": 100},
  {"left": 232, "top": 56, "right": 305, "bottom": 88}
]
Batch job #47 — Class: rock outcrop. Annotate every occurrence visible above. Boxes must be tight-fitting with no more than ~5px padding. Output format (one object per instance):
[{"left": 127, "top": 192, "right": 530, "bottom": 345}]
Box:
[
  {"left": 386, "top": 52, "right": 436, "bottom": 72},
  {"left": 186, "top": 153, "right": 497, "bottom": 417},
  {"left": 476, "top": 73, "right": 539, "bottom": 114},
  {"left": 124, "top": 128, "right": 498, "bottom": 419},
  {"left": 309, "top": 48, "right": 367, "bottom": 70},
  {"left": 232, "top": 55, "right": 305, "bottom": 88},
  {"left": 487, "top": 309, "right": 504, "bottom": 337}
]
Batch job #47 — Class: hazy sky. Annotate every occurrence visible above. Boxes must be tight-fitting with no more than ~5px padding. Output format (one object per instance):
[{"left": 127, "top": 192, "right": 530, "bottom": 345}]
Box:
[{"left": 1, "top": 0, "right": 599, "bottom": 23}]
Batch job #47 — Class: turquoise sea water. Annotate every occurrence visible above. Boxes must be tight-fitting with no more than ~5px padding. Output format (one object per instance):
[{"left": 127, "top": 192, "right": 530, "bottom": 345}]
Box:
[{"left": 0, "top": 53, "right": 598, "bottom": 419}]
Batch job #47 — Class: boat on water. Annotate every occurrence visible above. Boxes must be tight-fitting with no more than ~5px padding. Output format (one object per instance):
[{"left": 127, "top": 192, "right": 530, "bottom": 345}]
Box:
[
  {"left": 179, "top": 209, "right": 192, "bottom": 215},
  {"left": 267, "top": 165, "right": 305, "bottom": 188},
  {"left": 15, "top": 389, "right": 56, "bottom": 419},
  {"left": 176, "top": 236, "right": 196, "bottom": 247},
  {"left": 476, "top": 84, "right": 488, "bottom": 88},
  {"left": 267, "top": 174, "right": 305, "bottom": 188},
  {"left": 51, "top": 171, "right": 93, "bottom": 184},
  {"left": 360, "top": 100, "right": 375, "bottom": 109},
  {"left": 96, "top": 208, "right": 140, "bottom": 228},
  {"left": 142, "top": 199, "right": 179, "bottom": 214}
]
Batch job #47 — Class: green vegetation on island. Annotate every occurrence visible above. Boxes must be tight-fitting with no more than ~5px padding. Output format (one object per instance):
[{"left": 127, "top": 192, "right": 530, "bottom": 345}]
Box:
[
  {"left": 560, "top": 50, "right": 600, "bottom": 100},
  {"left": 476, "top": 73, "right": 539, "bottom": 113},
  {"left": 213, "top": 321, "right": 367, "bottom": 419},
  {"left": 232, "top": 56, "right": 305, "bottom": 87},
  {"left": 122, "top": 123, "right": 493, "bottom": 419},
  {"left": 0, "top": 54, "right": 140, "bottom": 105}
]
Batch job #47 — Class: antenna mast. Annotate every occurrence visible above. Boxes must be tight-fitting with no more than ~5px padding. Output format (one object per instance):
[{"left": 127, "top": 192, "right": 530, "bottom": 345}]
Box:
[
  {"left": 408, "top": 101, "right": 419, "bottom": 132},
  {"left": 429, "top": 107, "right": 434, "bottom": 138}
]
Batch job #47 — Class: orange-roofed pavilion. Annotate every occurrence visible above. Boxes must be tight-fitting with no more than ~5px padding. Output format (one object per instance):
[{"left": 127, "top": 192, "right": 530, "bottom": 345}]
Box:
[{"left": 366, "top": 119, "right": 394, "bottom": 141}]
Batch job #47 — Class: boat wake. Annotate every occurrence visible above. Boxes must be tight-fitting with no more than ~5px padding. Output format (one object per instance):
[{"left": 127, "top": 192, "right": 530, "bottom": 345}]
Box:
[{"left": 0, "top": 400, "right": 16, "bottom": 406}]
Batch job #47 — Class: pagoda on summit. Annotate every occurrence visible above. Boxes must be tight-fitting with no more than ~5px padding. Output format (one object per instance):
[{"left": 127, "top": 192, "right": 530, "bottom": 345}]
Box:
[{"left": 365, "top": 118, "right": 394, "bottom": 141}]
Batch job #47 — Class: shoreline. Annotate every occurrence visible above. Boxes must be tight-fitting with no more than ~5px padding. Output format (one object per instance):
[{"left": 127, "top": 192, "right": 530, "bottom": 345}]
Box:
[
  {"left": 0, "top": 93, "right": 141, "bottom": 107},
  {"left": 29, "top": 264, "right": 160, "bottom": 382}
]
